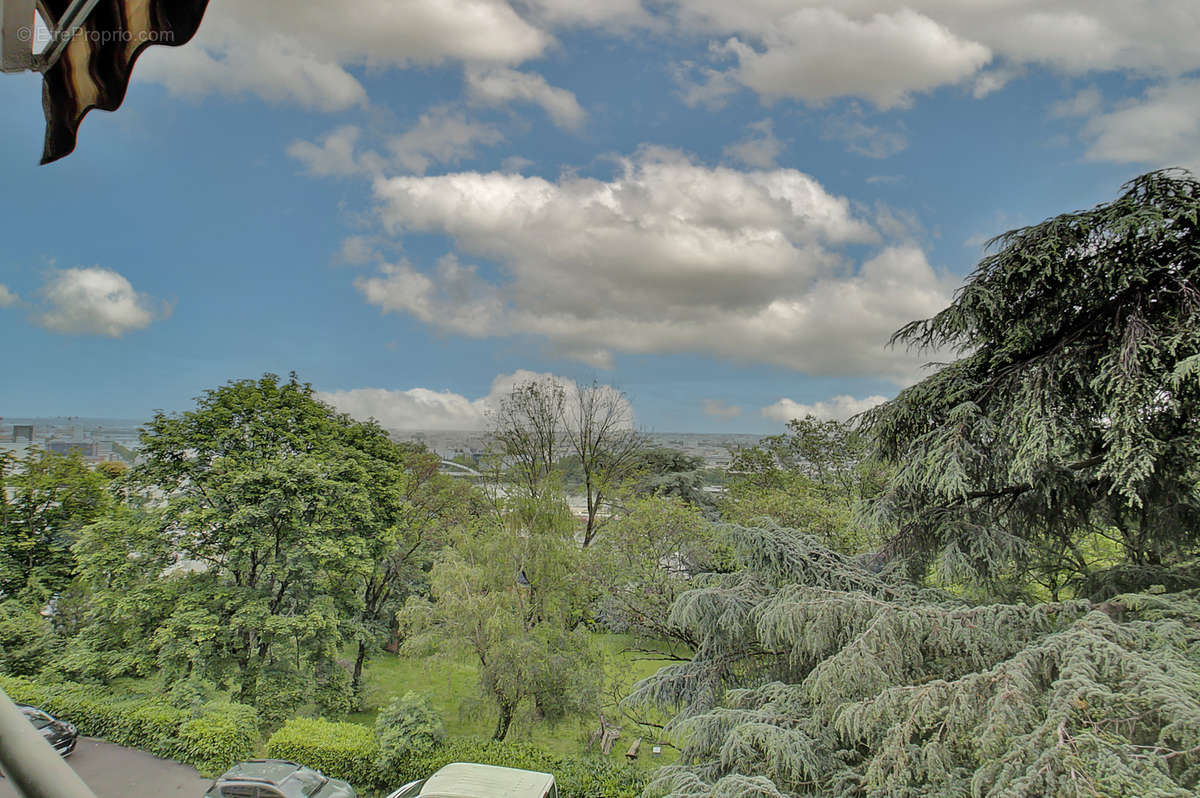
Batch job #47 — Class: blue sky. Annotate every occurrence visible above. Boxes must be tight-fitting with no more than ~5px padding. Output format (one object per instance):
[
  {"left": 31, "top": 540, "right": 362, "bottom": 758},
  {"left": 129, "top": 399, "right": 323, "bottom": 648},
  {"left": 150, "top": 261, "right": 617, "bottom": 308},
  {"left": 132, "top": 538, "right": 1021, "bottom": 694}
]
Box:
[{"left": 2, "top": 1, "right": 1198, "bottom": 433}]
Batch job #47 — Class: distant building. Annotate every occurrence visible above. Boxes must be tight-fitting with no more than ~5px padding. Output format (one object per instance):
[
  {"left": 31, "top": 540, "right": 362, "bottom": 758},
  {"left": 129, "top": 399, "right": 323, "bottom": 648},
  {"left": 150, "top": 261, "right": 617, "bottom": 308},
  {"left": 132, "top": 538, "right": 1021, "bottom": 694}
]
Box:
[
  {"left": 12, "top": 425, "right": 33, "bottom": 443},
  {"left": 48, "top": 441, "right": 95, "bottom": 457}
]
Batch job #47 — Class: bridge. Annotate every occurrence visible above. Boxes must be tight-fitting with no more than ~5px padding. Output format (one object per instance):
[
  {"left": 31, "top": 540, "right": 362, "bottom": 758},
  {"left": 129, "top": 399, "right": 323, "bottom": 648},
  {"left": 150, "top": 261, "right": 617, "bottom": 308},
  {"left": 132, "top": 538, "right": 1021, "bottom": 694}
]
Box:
[{"left": 439, "top": 459, "right": 482, "bottom": 477}]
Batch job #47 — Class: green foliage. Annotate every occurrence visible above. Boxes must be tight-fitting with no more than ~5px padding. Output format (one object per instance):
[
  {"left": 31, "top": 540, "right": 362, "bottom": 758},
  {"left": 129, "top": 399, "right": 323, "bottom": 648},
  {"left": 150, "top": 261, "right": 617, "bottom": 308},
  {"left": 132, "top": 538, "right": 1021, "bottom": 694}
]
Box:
[
  {"left": 266, "top": 716, "right": 380, "bottom": 788},
  {"left": 0, "top": 676, "right": 258, "bottom": 776},
  {"left": 723, "top": 416, "right": 886, "bottom": 555},
  {"left": 375, "top": 691, "right": 447, "bottom": 775},
  {"left": 630, "top": 524, "right": 1200, "bottom": 797},
  {"left": 590, "top": 495, "right": 720, "bottom": 645},
  {"left": 864, "top": 170, "right": 1200, "bottom": 587},
  {"left": 0, "top": 599, "right": 56, "bottom": 675},
  {"left": 0, "top": 448, "right": 114, "bottom": 599},
  {"left": 71, "top": 373, "right": 412, "bottom": 713},
  {"left": 401, "top": 491, "right": 603, "bottom": 741}
]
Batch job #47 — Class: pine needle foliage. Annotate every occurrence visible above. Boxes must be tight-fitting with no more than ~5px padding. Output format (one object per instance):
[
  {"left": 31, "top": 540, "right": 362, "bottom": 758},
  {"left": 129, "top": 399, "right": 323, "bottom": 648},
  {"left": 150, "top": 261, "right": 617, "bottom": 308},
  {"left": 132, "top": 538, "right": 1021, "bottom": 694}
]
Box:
[
  {"left": 861, "top": 169, "right": 1200, "bottom": 589},
  {"left": 630, "top": 523, "right": 1200, "bottom": 797}
]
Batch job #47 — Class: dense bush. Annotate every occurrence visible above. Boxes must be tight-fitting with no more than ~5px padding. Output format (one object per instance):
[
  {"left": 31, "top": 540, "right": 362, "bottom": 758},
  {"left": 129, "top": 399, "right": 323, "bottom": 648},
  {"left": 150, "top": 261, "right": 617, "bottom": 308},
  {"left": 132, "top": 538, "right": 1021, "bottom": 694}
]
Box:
[
  {"left": 266, "top": 717, "right": 380, "bottom": 788},
  {"left": 0, "top": 601, "right": 56, "bottom": 675},
  {"left": 0, "top": 676, "right": 258, "bottom": 775},
  {"left": 375, "top": 692, "right": 446, "bottom": 775}
]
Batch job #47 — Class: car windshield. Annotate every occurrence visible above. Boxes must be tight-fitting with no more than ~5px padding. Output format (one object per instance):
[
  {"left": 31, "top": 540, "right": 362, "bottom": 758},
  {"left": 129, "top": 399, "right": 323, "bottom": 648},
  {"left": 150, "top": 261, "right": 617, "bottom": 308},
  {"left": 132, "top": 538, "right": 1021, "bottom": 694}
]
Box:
[
  {"left": 286, "top": 767, "right": 327, "bottom": 797},
  {"left": 24, "top": 711, "right": 54, "bottom": 730}
]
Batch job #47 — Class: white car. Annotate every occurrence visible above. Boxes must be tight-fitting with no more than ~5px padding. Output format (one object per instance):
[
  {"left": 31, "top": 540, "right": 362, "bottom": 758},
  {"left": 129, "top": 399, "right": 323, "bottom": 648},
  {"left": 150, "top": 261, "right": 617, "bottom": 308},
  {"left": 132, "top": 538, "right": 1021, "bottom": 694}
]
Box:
[{"left": 386, "top": 763, "right": 557, "bottom": 798}]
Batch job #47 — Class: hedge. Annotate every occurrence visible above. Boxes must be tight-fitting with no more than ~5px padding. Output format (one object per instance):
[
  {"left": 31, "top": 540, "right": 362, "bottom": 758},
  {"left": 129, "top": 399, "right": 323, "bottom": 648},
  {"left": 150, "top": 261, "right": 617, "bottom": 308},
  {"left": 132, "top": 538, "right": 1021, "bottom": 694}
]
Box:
[
  {"left": 266, "top": 717, "right": 380, "bottom": 788},
  {"left": 0, "top": 676, "right": 258, "bottom": 776},
  {"left": 264, "top": 718, "right": 646, "bottom": 798}
]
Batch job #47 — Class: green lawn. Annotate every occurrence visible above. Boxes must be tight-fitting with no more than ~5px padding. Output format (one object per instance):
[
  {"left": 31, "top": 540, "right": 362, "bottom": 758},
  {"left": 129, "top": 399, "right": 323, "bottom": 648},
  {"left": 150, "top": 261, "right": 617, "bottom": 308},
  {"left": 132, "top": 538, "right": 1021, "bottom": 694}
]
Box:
[{"left": 343, "top": 633, "right": 681, "bottom": 768}]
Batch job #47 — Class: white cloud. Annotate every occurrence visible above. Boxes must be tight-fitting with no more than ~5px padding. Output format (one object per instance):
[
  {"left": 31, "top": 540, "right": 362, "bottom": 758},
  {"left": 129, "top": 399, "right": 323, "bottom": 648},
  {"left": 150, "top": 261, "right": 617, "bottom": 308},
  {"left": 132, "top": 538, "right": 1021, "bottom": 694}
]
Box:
[
  {"left": 0, "top": 284, "right": 17, "bottom": 307},
  {"left": 288, "top": 125, "right": 368, "bottom": 176},
  {"left": 137, "top": 0, "right": 548, "bottom": 108},
  {"left": 36, "top": 267, "right": 164, "bottom": 337},
  {"left": 706, "top": 7, "right": 991, "bottom": 109},
  {"left": 363, "top": 148, "right": 954, "bottom": 380},
  {"left": 762, "top": 393, "right": 888, "bottom": 423},
  {"left": 724, "top": 119, "right": 784, "bottom": 168},
  {"left": 387, "top": 106, "right": 505, "bottom": 175},
  {"left": 1082, "top": 79, "right": 1200, "bottom": 171},
  {"left": 288, "top": 108, "right": 504, "bottom": 177},
  {"left": 466, "top": 66, "right": 587, "bottom": 130},
  {"left": 701, "top": 399, "right": 742, "bottom": 419},
  {"left": 318, "top": 370, "right": 631, "bottom": 430},
  {"left": 667, "top": 2, "right": 1200, "bottom": 110}
]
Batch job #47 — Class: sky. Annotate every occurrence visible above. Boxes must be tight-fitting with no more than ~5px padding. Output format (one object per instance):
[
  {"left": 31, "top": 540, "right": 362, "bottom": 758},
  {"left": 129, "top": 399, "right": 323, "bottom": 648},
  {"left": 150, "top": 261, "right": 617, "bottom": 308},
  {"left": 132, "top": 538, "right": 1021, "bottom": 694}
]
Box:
[{"left": 1, "top": 0, "right": 1198, "bottom": 433}]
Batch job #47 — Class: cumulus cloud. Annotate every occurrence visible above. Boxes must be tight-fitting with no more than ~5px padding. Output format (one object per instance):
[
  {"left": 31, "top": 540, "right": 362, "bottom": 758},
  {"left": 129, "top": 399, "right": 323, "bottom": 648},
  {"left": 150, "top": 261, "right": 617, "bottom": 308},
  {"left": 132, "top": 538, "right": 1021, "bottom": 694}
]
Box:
[
  {"left": 669, "top": 2, "right": 1200, "bottom": 109},
  {"left": 0, "top": 284, "right": 18, "bottom": 307},
  {"left": 762, "top": 393, "right": 889, "bottom": 423},
  {"left": 704, "top": 8, "right": 991, "bottom": 109},
  {"left": 1081, "top": 79, "right": 1200, "bottom": 172},
  {"left": 724, "top": 119, "right": 784, "bottom": 168},
  {"left": 137, "top": 0, "right": 548, "bottom": 108},
  {"left": 36, "top": 267, "right": 164, "bottom": 337},
  {"left": 701, "top": 399, "right": 743, "bottom": 419},
  {"left": 318, "top": 370, "right": 631, "bottom": 430},
  {"left": 362, "top": 148, "right": 954, "bottom": 380},
  {"left": 466, "top": 66, "right": 587, "bottom": 130},
  {"left": 288, "top": 108, "right": 504, "bottom": 177}
]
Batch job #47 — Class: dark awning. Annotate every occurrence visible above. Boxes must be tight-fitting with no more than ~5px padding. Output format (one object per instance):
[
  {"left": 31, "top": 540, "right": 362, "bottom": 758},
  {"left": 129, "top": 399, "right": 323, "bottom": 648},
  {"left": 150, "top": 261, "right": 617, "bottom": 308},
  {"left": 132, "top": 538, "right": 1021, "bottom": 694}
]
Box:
[{"left": 38, "top": 0, "right": 210, "bottom": 164}]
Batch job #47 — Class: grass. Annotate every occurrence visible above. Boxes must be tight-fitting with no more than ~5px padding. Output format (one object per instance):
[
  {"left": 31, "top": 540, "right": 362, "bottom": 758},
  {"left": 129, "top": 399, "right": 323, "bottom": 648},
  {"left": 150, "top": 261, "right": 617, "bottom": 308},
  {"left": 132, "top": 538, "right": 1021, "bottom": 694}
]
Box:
[{"left": 342, "top": 633, "right": 682, "bottom": 768}]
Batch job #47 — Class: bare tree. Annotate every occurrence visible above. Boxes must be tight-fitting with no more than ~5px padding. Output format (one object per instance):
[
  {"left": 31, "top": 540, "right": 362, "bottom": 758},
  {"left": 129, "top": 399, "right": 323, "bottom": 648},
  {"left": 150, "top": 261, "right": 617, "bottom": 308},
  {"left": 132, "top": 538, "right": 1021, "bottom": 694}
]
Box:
[
  {"left": 565, "top": 381, "right": 646, "bottom": 546},
  {"left": 489, "top": 377, "right": 566, "bottom": 498}
]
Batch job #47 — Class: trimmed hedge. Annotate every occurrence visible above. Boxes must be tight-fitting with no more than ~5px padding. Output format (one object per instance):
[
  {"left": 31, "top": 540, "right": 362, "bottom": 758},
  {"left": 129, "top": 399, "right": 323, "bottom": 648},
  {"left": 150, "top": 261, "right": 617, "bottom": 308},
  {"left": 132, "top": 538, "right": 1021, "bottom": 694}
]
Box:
[
  {"left": 266, "top": 717, "right": 646, "bottom": 798},
  {"left": 267, "top": 717, "right": 380, "bottom": 788},
  {"left": 0, "top": 676, "right": 258, "bottom": 776}
]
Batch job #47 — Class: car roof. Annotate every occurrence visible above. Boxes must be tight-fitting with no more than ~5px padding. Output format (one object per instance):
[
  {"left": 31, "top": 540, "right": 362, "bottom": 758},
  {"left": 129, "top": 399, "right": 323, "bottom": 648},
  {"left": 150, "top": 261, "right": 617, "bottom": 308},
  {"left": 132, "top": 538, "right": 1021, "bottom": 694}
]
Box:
[
  {"left": 420, "top": 763, "right": 554, "bottom": 798},
  {"left": 221, "top": 760, "right": 303, "bottom": 785}
]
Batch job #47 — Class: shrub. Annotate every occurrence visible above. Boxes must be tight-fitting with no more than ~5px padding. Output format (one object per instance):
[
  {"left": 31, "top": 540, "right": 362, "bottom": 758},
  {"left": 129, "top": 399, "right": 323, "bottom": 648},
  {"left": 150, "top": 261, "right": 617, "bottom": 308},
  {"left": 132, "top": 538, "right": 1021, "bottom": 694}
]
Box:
[
  {"left": 375, "top": 692, "right": 446, "bottom": 775},
  {"left": 0, "top": 602, "right": 55, "bottom": 676},
  {"left": 266, "top": 717, "right": 379, "bottom": 788},
  {"left": 0, "top": 675, "right": 258, "bottom": 776}
]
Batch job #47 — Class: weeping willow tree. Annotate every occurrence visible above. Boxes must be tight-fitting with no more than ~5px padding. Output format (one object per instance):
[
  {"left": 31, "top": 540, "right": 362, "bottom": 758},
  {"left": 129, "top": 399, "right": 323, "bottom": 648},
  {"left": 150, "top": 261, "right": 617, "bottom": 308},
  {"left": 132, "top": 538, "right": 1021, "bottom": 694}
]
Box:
[
  {"left": 629, "top": 524, "right": 1200, "bottom": 797},
  {"left": 630, "top": 171, "right": 1200, "bottom": 796}
]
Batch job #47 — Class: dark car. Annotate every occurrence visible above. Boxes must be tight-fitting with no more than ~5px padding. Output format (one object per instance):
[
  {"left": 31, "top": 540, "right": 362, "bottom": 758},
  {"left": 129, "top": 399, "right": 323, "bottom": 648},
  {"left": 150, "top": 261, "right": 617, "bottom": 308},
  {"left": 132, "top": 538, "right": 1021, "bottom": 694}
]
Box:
[
  {"left": 204, "top": 759, "right": 355, "bottom": 798},
  {"left": 18, "top": 704, "right": 78, "bottom": 756}
]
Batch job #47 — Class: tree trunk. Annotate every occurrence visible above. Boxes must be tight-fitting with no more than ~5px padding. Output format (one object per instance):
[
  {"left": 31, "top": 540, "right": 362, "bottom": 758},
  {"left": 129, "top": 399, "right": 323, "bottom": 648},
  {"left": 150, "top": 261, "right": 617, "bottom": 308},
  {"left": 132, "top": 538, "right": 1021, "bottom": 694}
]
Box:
[
  {"left": 493, "top": 701, "right": 514, "bottom": 741},
  {"left": 352, "top": 639, "right": 368, "bottom": 693}
]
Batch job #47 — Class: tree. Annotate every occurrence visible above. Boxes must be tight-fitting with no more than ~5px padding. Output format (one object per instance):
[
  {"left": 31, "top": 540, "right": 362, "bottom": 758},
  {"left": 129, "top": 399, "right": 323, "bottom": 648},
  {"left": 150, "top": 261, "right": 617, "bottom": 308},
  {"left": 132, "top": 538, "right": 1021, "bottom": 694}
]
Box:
[
  {"left": 401, "top": 491, "right": 602, "bottom": 741},
  {"left": 80, "top": 374, "right": 404, "bottom": 712},
  {"left": 863, "top": 169, "right": 1200, "bottom": 590},
  {"left": 489, "top": 377, "right": 567, "bottom": 499},
  {"left": 722, "top": 417, "right": 886, "bottom": 555},
  {"left": 0, "top": 448, "right": 114, "bottom": 601},
  {"left": 589, "top": 494, "right": 719, "bottom": 649},
  {"left": 565, "top": 381, "right": 647, "bottom": 546},
  {"left": 350, "top": 441, "right": 483, "bottom": 693},
  {"left": 630, "top": 172, "right": 1200, "bottom": 796},
  {"left": 489, "top": 378, "right": 646, "bottom": 546},
  {"left": 630, "top": 524, "right": 1200, "bottom": 798}
]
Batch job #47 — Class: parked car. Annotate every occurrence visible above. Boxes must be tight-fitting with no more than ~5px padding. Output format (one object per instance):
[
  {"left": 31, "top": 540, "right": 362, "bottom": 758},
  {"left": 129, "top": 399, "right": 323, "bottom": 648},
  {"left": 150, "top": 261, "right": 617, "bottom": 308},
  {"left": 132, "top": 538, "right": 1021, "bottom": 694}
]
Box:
[
  {"left": 204, "top": 759, "right": 356, "bottom": 798},
  {"left": 18, "top": 704, "right": 77, "bottom": 757},
  {"left": 385, "top": 763, "right": 557, "bottom": 798}
]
